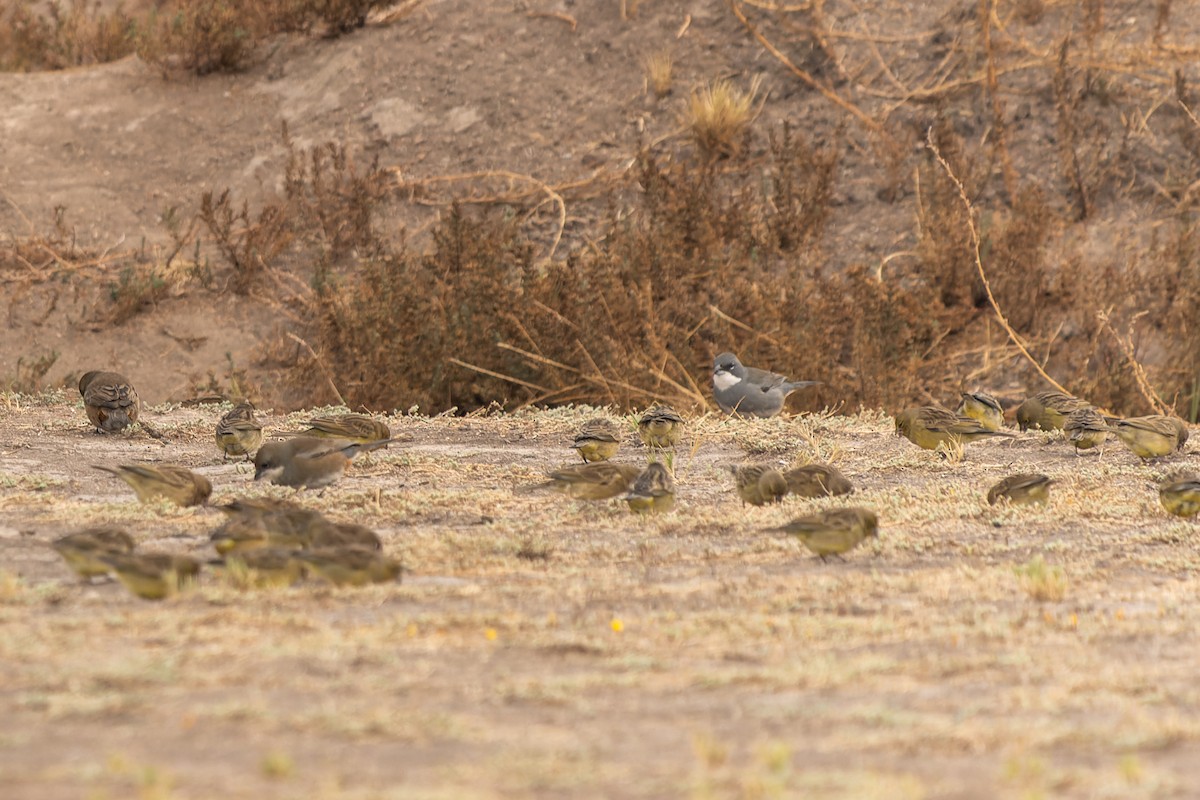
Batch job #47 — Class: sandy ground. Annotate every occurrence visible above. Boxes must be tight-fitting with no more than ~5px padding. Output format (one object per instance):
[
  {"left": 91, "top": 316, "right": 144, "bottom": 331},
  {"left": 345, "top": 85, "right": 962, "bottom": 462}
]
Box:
[{"left": 2, "top": 396, "right": 1200, "bottom": 798}]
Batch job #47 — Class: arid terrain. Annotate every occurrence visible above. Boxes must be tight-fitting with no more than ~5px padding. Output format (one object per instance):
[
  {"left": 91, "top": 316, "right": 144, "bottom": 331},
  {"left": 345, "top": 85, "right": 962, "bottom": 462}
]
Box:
[{"left": 4, "top": 0, "right": 1200, "bottom": 797}]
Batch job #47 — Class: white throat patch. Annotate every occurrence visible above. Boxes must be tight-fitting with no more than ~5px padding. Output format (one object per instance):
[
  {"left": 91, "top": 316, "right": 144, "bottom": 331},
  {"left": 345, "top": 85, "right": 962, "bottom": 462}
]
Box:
[{"left": 713, "top": 371, "right": 742, "bottom": 391}]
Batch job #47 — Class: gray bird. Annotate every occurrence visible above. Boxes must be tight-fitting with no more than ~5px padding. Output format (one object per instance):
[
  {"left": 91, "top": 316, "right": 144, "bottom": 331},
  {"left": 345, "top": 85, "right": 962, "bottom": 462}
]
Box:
[
  {"left": 711, "top": 353, "right": 819, "bottom": 418},
  {"left": 253, "top": 437, "right": 392, "bottom": 489}
]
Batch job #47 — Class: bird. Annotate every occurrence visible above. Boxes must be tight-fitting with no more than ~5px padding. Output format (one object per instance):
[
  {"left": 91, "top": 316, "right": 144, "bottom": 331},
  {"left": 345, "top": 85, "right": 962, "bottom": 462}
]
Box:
[
  {"left": 293, "top": 547, "right": 402, "bottom": 587},
  {"left": 776, "top": 507, "right": 878, "bottom": 562},
  {"left": 253, "top": 437, "right": 393, "bottom": 489},
  {"left": 1112, "top": 415, "right": 1189, "bottom": 460},
  {"left": 894, "top": 407, "right": 1014, "bottom": 451},
  {"left": 711, "top": 353, "right": 819, "bottom": 418},
  {"left": 51, "top": 528, "right": 136, "bottom": 580},
  {"left": 215, "top": 402, "right": 263, "bottom": 461},
  {"left": 1015, "top": 390, "right": 1091, "bottom": 432},
  {"left": 623, "top": 462, "right": 676, "bottom": 513},
  {"left": 312, "top": 522, "right": 383, "bottom": 551},
  {"left": 782, "top": 463, "right": 854, "bottom": 498},
  {"left": 100, "top": 552, "right": 200, "bottom": 600},
  {"left": 571, "top": 419, "right": 621, "bottom": 463},
  {"left": 78, "top": 370, "right": 140, "bottom": 433},
  {"left": 299, "top": 413, "right": 391, "bottom": 444},
  {"left": 93, "top": 464, "right": 212, "bottom": 507},
  {"left": 210, "top": 499, "right": 334, "bottom": 553},
  {"left": 637, "top": 406, "right": 684, "bottom": 449},
  {"left": 223, "top": 547, "right": 305, "bottom": 587},
  {"left": 1063, "top": 407, "right": 1110, "bottom": 456},
  {"left": 521, "top": 462, "right": 643, "bottom": 500},
  {"left": 1159, "top": 476, "right": 1200, "bottom": 518},
  {"left": 730, "top": 465, "right": 789, "bottom": 507},
  {"left": 987, "top": 474, "right": 1053, "bottom": 506},
  {"left": 957, "top": 391, "right": 1005, "bottom": 432}
]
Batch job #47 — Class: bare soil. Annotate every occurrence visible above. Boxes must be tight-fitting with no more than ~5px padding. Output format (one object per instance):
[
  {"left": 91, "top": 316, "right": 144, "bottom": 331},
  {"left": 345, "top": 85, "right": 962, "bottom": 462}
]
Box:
[{"left": 2, "top": 398, "right": 1200, "bottom": 798}]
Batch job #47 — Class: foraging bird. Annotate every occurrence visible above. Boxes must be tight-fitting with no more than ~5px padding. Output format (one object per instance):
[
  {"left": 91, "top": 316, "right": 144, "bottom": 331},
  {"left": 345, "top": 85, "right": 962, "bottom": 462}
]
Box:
[
  {"left": 210, "top": 499, "right": 334, "bottom": 553},
  {"left": 623, "top": 462, "right": 676, "bottom": 513},
  {"left": 51, "top": 528, "right": 136, "bottom": 580},
  {"left": 1015, "top": 391, "right": 1091, "bottom": 432},
  {"left": 253, "top": 437, "right": 393, "bottom": 489},
  {"left": 637, "top": 406, "right": 684, "bottom": 449},
  {"left": 215, "top": 402, "right": 263, "bottom": 461},
  {"left": 224, "top": 547, "right": 305, "bottom": 587},
  {"left": 1159, "top": 476, "right": 1200, "bottom": 519},
  {"left": 894, "top": 407, "right": 1014, "bottom": 451},
  {"left": 987, "top": 474, "right": 1053, "bottom": 506},
  {"left": 1063, "top": 407, "right": 1110, "bottom": 455},
  {"left": 712, "top": 353, "right": 819, "bottom": 418},
  {"left": 78, "top": 370, "right": 140, "bottom": 433},
  {"left": 783, "top": 463, "right": 854, "bottom": 498},
  {"left": 1113, "top": 415, "right": 1189, "bottom": 460},
  {"left": 776, "top": 507, "right": 878, "bottom": 562},
  {"left": 522, "top": 462, "right": 642, "bottom": 500},
  {"left": 300, "top": 413, "right": 391, "bottom": 444},
  {"left": 312, "top": 522, "right": 383, "bottom": 551},
  {"left": 730, "top": 465, "right": 789, "bottom": 507},
  {"left": 100, "top": 552, "right": 199, "bottom": 600},
  {"left": 93, "top": 464, "right": 212, "bottom": 507},
  {"left": 294, "top": 547, "right": 402, "bottom": 587},
  {"left": 571, "top": 419, "right": 622, "bottom": 463},
  {"left": 957, "top": 392, "right": 1005, "bottom": 432}
]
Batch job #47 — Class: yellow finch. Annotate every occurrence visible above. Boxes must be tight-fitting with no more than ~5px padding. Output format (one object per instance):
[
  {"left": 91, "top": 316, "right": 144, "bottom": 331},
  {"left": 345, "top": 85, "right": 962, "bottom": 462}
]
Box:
[
  {"left": 1113, "top": 415, "right": 1189, "bottom": 460},
  {"left": 51, "top": 528, "right": 136, "bottom": 580},
  {"left": 93, "top": 464, "right": 212, "bottom": 507},
  {"left": 78, "top": 370, "right": 140, "bottom": 433},
  {"left": 1015, "top": 390, "right": 1091, "bottom": 432},
  {"left": 100, "top": 552, "right": 198, "bottom": 600},
  {"left": 522, "top": 462, "right": 643, "bottom": 500},
  {"left": 637, "top": 406, "right": 684, "bottom": 449},
  {"left": 782, "top": 463, "right": 853, "bottom": 498},
  {"left": 1063, "top": 407, "right": 1110, "bottom": 455},
  {"left": 300, "top": 413, "right": 391, "bottom": 444},
  {"left": 215, "top": 402, "right": 263, "bottom": 461},
  {"left": 730, "top": 465, "right": 789, "bottom": 507},
  {"left": 225, "top": 547, "right": 305, "bottom": 587},
  {"left": 957, "top": 391, "right": 1005, "bottom": 432},
  {"left": 986, "top": 474, "right": 1053, "bottom": 506},
  {"left": 776, "top": 507, "right": 879, "bottom": 562},
  {"left": 1159, "top": 477, "right": 1200, "bottom": 518},
  {"left": 894, "top": 407, "right": 1014, "bottom": 451},
  {"left": 623, "top": 462, "right": 676, "bottom": 513},
  {"left": 294, "top": 547, "right": 402, "bottom": 587},
  {"left": 312, "top": 522, "right": 383, "bottom": 551},
  {"left": 571, "top": 419, "right": 621, "bottom": 463}
]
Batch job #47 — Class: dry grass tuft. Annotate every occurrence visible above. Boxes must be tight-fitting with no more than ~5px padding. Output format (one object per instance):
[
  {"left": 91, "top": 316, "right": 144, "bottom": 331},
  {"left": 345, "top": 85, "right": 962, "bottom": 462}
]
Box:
[
  {"left": 685, "top": 76, "right": 763, "bottom": 160},
  {"left": 643, "top": 50, "right": 673, "bottom": 98},
  {"left": 1014, "top": 556, "right": 1068, "bottom": 602}
]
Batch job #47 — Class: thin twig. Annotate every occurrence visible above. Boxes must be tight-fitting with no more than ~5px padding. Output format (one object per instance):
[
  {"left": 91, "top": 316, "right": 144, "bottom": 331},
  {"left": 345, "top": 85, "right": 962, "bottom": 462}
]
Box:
[{"left": 286, "top": 332, "right": 346, "bottom": 406}]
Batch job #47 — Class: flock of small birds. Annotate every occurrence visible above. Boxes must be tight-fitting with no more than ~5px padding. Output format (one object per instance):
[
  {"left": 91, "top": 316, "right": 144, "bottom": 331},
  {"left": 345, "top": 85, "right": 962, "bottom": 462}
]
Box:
[{"left": 48, "top": 356, "right": 1200, "bottom": 599}]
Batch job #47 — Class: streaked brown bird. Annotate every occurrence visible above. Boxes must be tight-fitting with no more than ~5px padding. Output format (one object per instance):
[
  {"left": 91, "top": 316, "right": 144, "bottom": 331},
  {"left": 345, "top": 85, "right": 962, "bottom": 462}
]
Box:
[
  {"left": 51, "top": 527, "right": 136, "bottom": 580},
  {"left": 1113, "top": 415, "right": 1189, "bottom": 460},
  {"left": 210, "top": 498, "right": 334, "bottom": 554},
  {"left": 521, "top": 462, "right": 643, "bottom": 500},
  {"left": 215, "top": 402, "right": 263, "bottom": 461},
  {"left": 623, "top": 462, "right": 676, "bottom": 513},
  {"left": 1160, "top": 476, "right": 1200, "bottom": 519},
  {"left": 312, "top": 522, "right": 383, "bottom": 551},
  {"left": 894, "top": 407, "right": 1014, "bottom": 451},
  {"left": 637, "top": 406, "right": 684, "bottom": 450},
  {"left": 730, "top": 465, "right": 789, "bottom": 507},
  {"left": 253, "top": 437, "right": 392, "bottom": 489},
  {"left": 300, "top": 413, "right": 392, "bottom": 444},
  {"left": 78, "top": 370, "right": 140, "bottom": 433},
  {"left": 1015, "top": 390, "right": 1091, "bottom": 432},
  {"left": 957, "top": 391, "right": 1005, "bottom": 432},
  {"left": 100, "top": 552, "right": 199, "bottom": 600},
  {"left": 93, "top": 464, "right": 212, "bottom": 507},
  {"left": 1063, "top": 407, "right": 1110, "bottom": 456},
  {"left": 224, "top": 547, "right": 305, "bottom": 587},
  {"left": 294, "top": 547, "right": 402, "bottom": 587},
  {"left": 776, "top": 507, "right": 879, "bottom": 562},
  {"left": 571, "top": 419, "right": 622, "bottom": 463},
  {"left": 987, "top": 474, "right": 1053, "bottom": 506},
  {"left": 783, "top": 463, "right": 854, "bottom": 498}
]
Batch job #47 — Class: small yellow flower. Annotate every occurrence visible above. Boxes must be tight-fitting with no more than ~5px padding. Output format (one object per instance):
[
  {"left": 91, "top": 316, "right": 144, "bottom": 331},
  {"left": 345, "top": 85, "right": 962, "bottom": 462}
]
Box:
[
  {"left": 610, "top": 618, "right": 624, "bottom": 633},
  {"left": 485, "top": 627, "right": 498, "bottom": 641},
  {"left": 406, "top": 623, "right": 418, "bottom": 638}
]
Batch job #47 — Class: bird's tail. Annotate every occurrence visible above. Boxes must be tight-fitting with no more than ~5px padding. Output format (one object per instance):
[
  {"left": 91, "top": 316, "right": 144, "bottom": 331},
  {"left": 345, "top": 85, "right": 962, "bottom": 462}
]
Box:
[{"left": 783, "top": 381, "right": 822, "bottom": 393}]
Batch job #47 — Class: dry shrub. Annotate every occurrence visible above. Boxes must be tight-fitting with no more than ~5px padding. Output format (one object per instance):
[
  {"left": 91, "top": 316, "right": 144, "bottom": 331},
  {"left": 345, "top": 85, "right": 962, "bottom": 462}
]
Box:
[
  {"left": 686, "top": 76, "right": 762, "bottom": 160},
  {"left": 198, "top": 189, "right": 292, "bottom": 295},
  {"left": 137, "top": 0, "right": 265, "bottom": 76},
  {"left": 0, "top": 0, "right": 137, "bottom": 71}
]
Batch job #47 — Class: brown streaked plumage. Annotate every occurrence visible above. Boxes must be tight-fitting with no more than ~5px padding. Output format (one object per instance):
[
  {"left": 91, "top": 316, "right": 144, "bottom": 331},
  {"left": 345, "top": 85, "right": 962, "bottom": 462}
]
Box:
[
  {"left": 987, "top": 473, "right": 1053, "bottom": 506},
  {"left": 522, "top": 462, "right": 643, "bottom": 500},
  {"left": 957, "top": 391, "right": 1005, "bottom": 432},
  {"left": 1063, "top": 407, "right": 1110, "bottom": 455},
  {"left": 1113, "top": 415, "right": 1189, "bottom": 460},
  {"left": 253, "top": 437, "right": 393, "bottom": 489},
  {"left": 300, "top": 413, "right": 391, "bottom": 444},
  {"left": 1160, "top": 477, "right": 1200, "bottom": 519},
  {"left": 571, "top": 419, "right": 622, "bottom": 463},
  {"left": 51, "top": 528, "right": 136, "bottom": 580},
  {"left": 637, "top": 406, "right": 684, "bottom": 449},
  {"left": 225, "top": 547, "right": 305, "bottom": 587},
  {"left": 894, "top": 407, "right": 1015, "bottom": 451},
  {"left": 294, "top": 547, "right": 402, "bottom": 587},
  {"left": 100, "top": 552, "right": 197, "bottom": 600},
  {"left": 623, "top": 462, "right": 676, "bottom": 513},
  {"left": 78, "top": 370, "right": 140, "bottom": 433},
  {"left": 312, "top": 522, "right": 383, "bottom": 551},
  {"left": 776, "top": 507, "right": 879, "bottom": 562},
  {"left": 215, "top": 402, "right": 263, "bottom": 461},
  {"left": 730, "top": 465, "right": 789, "bottom": 507},
  {"left": 782, "top": 463, "right": 854, "bottom": 498},
  {"left": 1015, "top": 391, "right": 1091, "bottom": 432},
  {"left": 93, "top": 464, "right": 212, "bottom": 507}
]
